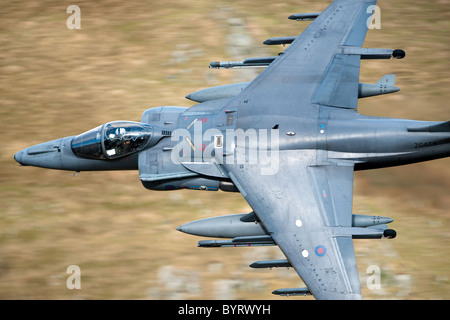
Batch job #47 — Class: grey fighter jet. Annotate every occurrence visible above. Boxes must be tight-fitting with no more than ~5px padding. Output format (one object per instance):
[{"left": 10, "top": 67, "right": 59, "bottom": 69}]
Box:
[{"left": 14, "top": 0, "right": 450, "bottom": 299}]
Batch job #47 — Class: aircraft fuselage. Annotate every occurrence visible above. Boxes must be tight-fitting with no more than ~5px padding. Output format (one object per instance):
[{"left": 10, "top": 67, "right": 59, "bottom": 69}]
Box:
[{"left": 14, "top": 102, "right": 450, "bottom": 186}]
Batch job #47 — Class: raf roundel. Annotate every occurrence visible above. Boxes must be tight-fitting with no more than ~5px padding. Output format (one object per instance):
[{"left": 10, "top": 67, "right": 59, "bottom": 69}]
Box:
[{"left": 315, "top": 245, "right": 326, "bottom": 257}]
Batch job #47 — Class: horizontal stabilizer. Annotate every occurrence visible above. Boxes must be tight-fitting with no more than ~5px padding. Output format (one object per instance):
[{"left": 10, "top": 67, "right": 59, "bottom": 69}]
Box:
[
  {"left": 408, "top": 121, "right": 450, "bottom": 133},
  {"left": 288, "top": 12, "right": 321, "bottom": 21}
]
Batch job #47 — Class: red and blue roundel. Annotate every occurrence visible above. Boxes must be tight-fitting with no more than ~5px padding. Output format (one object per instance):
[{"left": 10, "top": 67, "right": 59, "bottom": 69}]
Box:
[{"left": 315, "top": 245, "right": 326, "bottom": 257}]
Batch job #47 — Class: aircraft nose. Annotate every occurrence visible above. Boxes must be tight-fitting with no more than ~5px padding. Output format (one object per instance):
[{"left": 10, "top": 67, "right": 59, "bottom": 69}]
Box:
[
  {"left": 14, "top": 150, "right": 25, "bottom": 165},
  {"left": 13, "top": 139, "right": 64, "bottom": 169}
]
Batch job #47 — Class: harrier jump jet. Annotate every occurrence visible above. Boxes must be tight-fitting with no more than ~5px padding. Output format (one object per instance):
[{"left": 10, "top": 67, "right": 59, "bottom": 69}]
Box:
[{"left": 14, "top": 0, "right": 450, "bottom": 299}]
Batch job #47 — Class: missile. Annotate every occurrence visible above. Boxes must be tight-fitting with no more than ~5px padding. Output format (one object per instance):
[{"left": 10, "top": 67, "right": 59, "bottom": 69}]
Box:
[
  {"left": 272, "top": 287, "right": 311, "bottom": 296},
  {"left": 209, "top": 49, "right": 404, "bottom": 69},
  {"left": 263, "top": 36, "right": 296, "bottom": 46},
  {"left": 197, "top": 227, "right": 395, "bottom": 248},
  {"left": 198, "top": 235, "right": 275, "bottom": 248},
  {"left": 209, "top": 48, "right": 404, "bottom": 69},
  {"left": 209, "top": 56, "right": 277, "bottom": 69},
  {"left": 250, "top": 259, "right": 291, "bottom": 269},
  {"left": 209, "top": 61, "right": 244, "bottom": 69},
  {"left": 340, "top": 47, "right": 406, "bottom": 59},
  {"left": 351, "top": 226, "right": 397, "bottom": 239},
  {"left": 288, "top": 12, "right": 321, "bottom": 21}
]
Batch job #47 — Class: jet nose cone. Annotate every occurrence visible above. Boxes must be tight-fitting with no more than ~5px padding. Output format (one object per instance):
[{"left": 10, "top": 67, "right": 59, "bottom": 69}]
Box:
[
  {"left": 13, "top": 139, "right": 65, "bottom": 169},
  {"left": 14, "top": 150, "right": 25, "bottom": 166}
]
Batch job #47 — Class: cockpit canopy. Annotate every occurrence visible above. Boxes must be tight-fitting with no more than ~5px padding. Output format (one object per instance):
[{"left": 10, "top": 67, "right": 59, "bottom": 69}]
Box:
[{"left": 71, "top": 121, "right": 154, "bottom": 160}]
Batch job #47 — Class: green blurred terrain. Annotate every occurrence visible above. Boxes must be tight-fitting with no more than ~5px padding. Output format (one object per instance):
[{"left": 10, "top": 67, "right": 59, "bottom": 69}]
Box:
[{"left": 0, "top": 0, "right": 449, "bottom": 299}]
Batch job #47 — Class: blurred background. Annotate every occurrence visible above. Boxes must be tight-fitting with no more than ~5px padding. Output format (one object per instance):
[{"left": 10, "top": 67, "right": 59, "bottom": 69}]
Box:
[{"left": 1, "top": 0, "right": 449, "bottom": 299}]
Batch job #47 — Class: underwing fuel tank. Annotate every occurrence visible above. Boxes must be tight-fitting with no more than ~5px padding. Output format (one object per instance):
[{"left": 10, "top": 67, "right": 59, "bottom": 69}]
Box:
[
  {"left": 177, "top": 212, "right": 269, "bottom": 238},
  {"left": 186, "top": 75, "right": 399, "bottom": 103},
  {"left": 177, "top": 212, "right": 394, "bottom": 239},
  {"left": 358, "top": 74, "right": 399, "bottom": 98}
]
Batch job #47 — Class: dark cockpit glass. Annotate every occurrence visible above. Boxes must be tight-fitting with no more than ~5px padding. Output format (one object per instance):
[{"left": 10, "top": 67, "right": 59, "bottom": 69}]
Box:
[
  {"left": 71, "top": 125, "right": 104, "bottom": 160},
  {"left": 103, "top": 122, "right": 153, "bottom": 159},
  {"left": 71, "top": 121, "right": 153, "bottom": 160}
]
